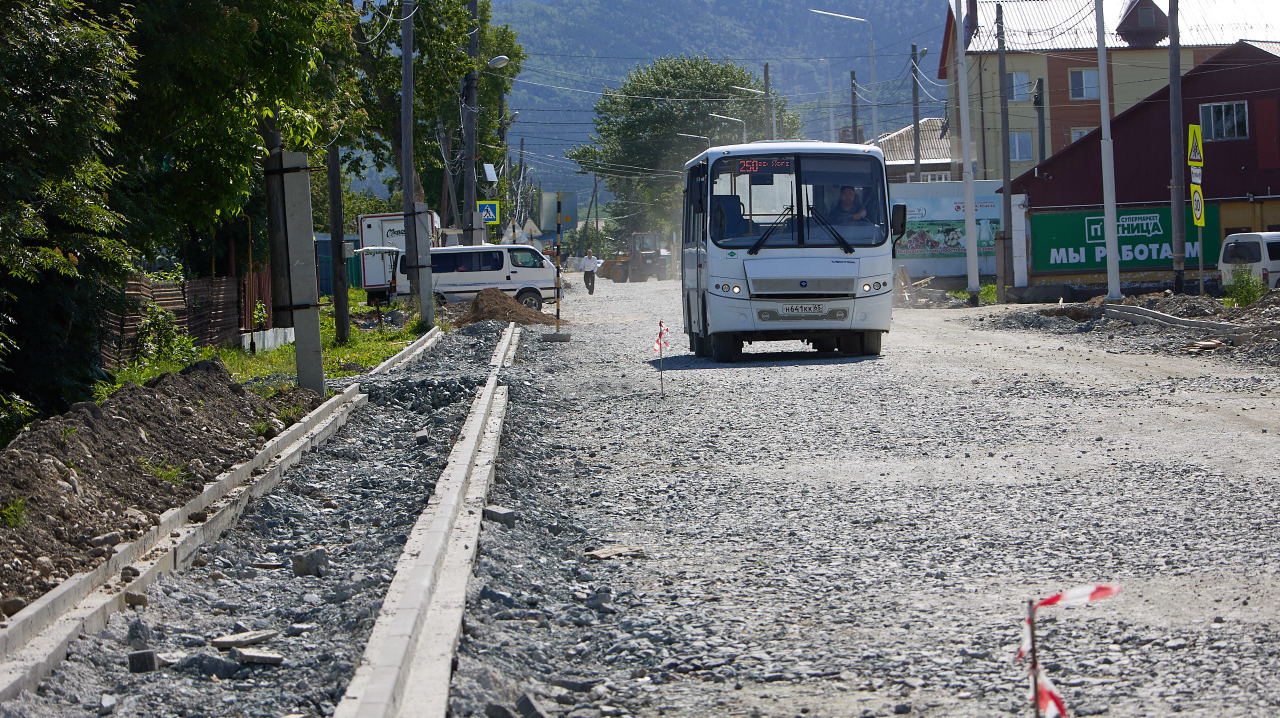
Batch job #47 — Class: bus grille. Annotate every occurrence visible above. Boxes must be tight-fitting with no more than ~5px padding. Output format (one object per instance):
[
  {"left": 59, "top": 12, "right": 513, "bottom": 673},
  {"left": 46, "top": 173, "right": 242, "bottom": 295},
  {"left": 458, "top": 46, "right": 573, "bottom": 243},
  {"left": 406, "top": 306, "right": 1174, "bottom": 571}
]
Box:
[{"left": 749, "top": 277, "right": 859, "bottom": 294}]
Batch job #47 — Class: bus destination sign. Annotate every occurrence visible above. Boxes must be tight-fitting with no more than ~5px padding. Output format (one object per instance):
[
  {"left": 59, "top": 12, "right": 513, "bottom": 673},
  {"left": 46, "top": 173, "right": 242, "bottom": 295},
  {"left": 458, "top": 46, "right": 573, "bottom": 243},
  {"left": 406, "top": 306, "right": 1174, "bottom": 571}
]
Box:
[{"left": 738, "top": 157, "right": 793, "bottom": 174}]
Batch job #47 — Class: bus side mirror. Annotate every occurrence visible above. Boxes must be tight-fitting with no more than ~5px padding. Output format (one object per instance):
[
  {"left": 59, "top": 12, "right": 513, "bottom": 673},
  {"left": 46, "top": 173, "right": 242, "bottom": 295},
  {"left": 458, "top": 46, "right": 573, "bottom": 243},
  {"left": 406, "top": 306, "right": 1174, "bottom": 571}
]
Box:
[{"left": 890, "top": 203, "right": 907, "bottom": 238}]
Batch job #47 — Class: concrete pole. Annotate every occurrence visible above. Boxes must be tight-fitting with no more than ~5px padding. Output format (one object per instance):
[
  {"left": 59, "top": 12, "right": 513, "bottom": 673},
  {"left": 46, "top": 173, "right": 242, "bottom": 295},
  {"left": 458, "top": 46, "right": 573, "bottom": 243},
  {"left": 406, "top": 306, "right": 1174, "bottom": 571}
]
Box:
[
  {"left": 954, "top": 0, "right": 980, "bottom": 300},
  {"left": 764, "top": 63, "right": 776, "bottom": 140},
  {"left": 327, "top": 145, "right": 350, "bottom": 344},
  {"left": 997, "top": 5, "right": 1011, "bottom": 303},
  {"left": 851, "top": 70, "right": 860, "bottom": 143},
  {"left": 463, "top": 0, "right": 480, "bottom": 245},
  {"left": 911, "top": 45, "right": 921, "bottom": 180},
  {"left": 1169, "top": 0, "right": 1186, "bottom": 292},
  {"left": 869, "top": 33, "right": 879, "bottom": 146},
  {"left": 401, "top": 0, "right": 425, "bottom": 312},
  {"left": 1096, "top": 0, "right": 1121, "bottom": 299},
  {"left": 823, "top": 59, "right": 836, "bottom": 142},
  {"left": 1034, "top": 79, "right": 1046, "bottom": 163}
]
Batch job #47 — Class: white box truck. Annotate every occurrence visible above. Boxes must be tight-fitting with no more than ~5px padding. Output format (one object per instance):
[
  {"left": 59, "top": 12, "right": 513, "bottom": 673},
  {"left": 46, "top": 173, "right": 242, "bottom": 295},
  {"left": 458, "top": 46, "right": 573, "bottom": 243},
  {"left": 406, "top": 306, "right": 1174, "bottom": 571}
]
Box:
[{"left": 357, "top": 206, "right": 439, "bottom": 299}]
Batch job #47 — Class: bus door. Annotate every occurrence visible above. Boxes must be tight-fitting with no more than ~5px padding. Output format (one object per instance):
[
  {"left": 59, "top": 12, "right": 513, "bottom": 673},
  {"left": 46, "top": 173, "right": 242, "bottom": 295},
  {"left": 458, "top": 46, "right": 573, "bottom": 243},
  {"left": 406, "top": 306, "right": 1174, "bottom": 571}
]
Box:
[{"left": 683, "top": 163, "right": 708, "bottom": 334}]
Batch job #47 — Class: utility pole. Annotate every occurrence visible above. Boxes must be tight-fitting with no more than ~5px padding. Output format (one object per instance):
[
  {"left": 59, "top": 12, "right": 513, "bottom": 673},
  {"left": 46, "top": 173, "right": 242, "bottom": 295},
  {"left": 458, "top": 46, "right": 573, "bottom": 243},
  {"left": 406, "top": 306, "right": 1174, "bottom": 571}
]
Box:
[
  {"left": 1034, "top": 79, "right": 1046, "bottom": 163},
  {"left": 764, "top": 63, "right": 776, "bottom": 140},
  {"left": 953, "top": 0, "right": 979, "bottom": 303},
  {"left": 911, "top": 44, "right": 922, "bottom": 180},
  {"left": 996, "top": 5, "right": 1011, "bottom": 303},
  {"left": 1096, "top": 0, "right": 1121, "bottom": 299},
  {"left": 463, "top": 0, "right": 480, "bottom": 245},
  {"left": 401, "top": 0, "right": 431, "bottom": 320},
  {"left": 1169, "top": 0, "right": 1186, "bottom": 293},
  {"left": 851, "top": 70, "right": 860, "bottom": 143},
  {"left": 327, "top": 145, "right": 350, "bottom": 344}
]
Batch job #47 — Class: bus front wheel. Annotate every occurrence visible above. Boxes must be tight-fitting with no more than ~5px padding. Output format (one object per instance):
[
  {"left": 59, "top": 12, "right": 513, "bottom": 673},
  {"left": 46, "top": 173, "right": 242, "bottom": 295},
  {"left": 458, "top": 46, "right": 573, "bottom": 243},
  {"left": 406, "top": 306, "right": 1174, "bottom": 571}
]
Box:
[
  {"left": 710, "top": 333, "right": 741, "bottom": 362},
  {"left": 862, "top": 331, "right": 883, "bottom": 356}
]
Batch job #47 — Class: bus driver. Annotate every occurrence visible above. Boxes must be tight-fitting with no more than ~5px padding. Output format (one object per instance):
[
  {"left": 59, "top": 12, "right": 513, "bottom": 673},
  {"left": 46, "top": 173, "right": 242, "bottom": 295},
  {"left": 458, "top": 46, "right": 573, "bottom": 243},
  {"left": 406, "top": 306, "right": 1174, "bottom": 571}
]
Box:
[{"left": 826, "top": 185, "right": 867, "bottom": 223}]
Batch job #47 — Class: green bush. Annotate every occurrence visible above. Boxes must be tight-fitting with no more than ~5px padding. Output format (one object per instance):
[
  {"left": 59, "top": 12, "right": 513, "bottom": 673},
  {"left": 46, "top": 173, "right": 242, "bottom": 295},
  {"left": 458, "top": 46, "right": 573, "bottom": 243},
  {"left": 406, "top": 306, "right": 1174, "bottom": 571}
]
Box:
[
  {"left": 947, "top": 284, "right": 999, "bottom": 304},
  {"left": 136, "top": 303, "right": 199, "bottom": 364},
  {"left": 1224, "top": 262, "right": 1267, "bottom": 308}
]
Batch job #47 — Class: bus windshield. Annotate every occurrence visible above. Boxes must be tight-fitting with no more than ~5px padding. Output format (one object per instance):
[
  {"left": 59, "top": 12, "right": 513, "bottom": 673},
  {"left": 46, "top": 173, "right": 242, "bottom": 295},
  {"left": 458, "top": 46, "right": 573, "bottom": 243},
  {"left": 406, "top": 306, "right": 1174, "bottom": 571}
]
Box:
[{"left": 708, "top": 153, "right": 887, "bottom": 250}]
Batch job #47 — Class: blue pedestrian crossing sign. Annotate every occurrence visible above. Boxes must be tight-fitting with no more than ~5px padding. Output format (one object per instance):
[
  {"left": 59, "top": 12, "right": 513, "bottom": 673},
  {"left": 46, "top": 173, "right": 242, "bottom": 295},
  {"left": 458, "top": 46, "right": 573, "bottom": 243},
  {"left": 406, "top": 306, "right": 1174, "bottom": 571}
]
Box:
[{"left": 477, "top": 201, "right": 500, "bottom": 225}]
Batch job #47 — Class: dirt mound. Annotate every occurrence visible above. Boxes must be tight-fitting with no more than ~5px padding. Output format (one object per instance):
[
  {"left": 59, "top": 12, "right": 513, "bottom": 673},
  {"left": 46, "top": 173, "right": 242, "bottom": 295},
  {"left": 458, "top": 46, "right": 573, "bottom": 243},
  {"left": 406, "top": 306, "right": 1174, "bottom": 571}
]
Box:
[
  {"left": 0, "top": 360, "right": 322, "bottom": 611},
  {"left": 454, "top": 288, "right": 561, "bottom": 327},
  {"left": 1081, "top": 290, "right": 1280, "bottom": 326},
  {"left": 1220, "top": 289, "right": 1280, "bottom": 325}
]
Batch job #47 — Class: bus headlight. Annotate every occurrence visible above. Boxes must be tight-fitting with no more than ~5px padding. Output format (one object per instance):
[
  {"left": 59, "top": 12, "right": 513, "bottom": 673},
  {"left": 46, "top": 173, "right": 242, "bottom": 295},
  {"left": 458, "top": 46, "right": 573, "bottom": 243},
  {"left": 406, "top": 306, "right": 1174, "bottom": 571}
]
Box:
[
  {"left": 862, "top": 283, "right": 872, "bottom": 292},
  {"left": 732, "top": 285, "right": 741, "bottom": 294}
]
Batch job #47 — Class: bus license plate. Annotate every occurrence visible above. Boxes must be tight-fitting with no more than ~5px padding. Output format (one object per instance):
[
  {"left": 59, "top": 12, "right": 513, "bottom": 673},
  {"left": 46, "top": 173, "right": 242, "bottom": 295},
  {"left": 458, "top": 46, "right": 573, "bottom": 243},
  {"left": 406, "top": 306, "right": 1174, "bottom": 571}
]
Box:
[{"left": 781, "top": 302, "right": 824, "bottom": 315}]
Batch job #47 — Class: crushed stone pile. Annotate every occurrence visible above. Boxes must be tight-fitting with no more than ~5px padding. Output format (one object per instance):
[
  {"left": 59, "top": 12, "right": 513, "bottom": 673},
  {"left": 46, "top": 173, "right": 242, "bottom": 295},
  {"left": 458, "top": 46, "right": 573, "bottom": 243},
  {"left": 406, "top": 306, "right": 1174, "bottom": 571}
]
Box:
[
  {"left": 0, "top": 360, "right": 321, "bottom": 611},
  {"left": 455, "top": 288, "right": 560, "bottom": 327}
]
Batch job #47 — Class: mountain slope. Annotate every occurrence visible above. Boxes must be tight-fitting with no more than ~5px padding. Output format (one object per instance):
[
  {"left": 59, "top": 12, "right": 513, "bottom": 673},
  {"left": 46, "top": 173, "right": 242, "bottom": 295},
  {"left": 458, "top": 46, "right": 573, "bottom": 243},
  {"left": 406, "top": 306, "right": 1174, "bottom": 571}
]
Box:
[{"left": 493, "top": 0, "right": 949, "bottom": 195}]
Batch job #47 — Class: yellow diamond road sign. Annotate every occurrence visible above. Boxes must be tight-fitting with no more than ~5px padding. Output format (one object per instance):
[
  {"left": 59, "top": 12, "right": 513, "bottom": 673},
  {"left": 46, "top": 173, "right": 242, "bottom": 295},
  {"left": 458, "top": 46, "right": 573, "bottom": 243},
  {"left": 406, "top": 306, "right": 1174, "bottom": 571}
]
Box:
[
  {"left": 1187, "top": 124, "right": 1204, "bottom": 167},
  {"left": 1190, "top": 183, "right": 1205, "bottom": 227}
]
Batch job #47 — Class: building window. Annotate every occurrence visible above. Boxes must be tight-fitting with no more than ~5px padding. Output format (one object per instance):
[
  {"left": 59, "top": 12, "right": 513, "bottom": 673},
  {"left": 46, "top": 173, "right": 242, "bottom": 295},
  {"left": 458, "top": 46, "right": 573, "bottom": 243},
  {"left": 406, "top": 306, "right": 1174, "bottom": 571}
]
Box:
[
  {"left": 1004, "top": 72, "right": 1030, "bottom": 102},
  {"left": 1071, "top": 127, "right": 1093, "bottom": 143},
  {"left": 1010, "top": 131, "right": 1033, "bottom": 162},
  {"left": 1138, "top": 7, "right": 1155, "bottom": 27},
  {"left": 1069, "top": 69, "right": 1099, "bottom": 100},
  {"left": 1201, "top": 101, "right": 1248, "bottom": 141}
]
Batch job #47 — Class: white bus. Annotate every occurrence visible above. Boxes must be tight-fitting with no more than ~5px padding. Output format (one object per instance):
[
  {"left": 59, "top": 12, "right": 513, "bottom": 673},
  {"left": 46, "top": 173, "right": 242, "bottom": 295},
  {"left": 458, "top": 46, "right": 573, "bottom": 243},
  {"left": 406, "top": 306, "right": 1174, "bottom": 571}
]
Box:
[{"left": 681, "top": 141, "right": 906, "bottom": 362}]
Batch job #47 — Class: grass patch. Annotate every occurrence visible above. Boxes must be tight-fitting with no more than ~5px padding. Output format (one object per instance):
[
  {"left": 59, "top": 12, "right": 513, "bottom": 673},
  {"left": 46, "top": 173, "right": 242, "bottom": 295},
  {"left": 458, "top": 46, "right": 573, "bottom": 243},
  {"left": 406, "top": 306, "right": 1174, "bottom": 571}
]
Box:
[
  {"left": 1, "top": 498, "right": 27, "bottom": 528},
  {"left": 139, "top": 456, "right": 187, "bottom": 486},
  {"left": 92, "top": 287, "right": 438, "bottom": 402},
  {"left": 947, "top": 284, "right": 999, "bottom": 304},
  {"left": 277, "top": 403, "right": 308, "bottom": 425}
]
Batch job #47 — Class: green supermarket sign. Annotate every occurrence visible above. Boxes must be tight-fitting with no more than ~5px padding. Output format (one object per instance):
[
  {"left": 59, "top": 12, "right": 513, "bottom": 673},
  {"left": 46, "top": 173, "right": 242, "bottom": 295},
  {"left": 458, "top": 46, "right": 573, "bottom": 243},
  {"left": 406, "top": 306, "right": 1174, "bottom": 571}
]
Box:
[{"left": 1030, "top": 205, "right": 1220, "bottom": 273}]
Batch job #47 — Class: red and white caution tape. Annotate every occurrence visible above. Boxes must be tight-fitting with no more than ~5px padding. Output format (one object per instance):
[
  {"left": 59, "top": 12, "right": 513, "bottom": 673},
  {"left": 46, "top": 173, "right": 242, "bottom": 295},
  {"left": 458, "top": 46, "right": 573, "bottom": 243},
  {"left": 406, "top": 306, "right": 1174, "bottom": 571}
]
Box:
[
  {"left": 1031, "top": 666, "right": 1068, "bottom": 718},
  {"left": 1015, "top": 617, "right": 1032, "bottom": 662},
  {"left": 1036, "top": 584, "right": 1122, "bottom": 609},
  {"left": 654, "top": 320, "right": 670, "bottom": 354},
  {"left": 1014, "top": 584, "right": 1122, "bottom": 662}
]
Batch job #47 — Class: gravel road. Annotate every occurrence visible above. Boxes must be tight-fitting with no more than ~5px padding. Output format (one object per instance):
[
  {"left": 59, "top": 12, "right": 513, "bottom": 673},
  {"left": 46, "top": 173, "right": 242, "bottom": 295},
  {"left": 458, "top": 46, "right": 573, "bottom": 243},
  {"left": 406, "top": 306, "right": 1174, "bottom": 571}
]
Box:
[{"left": 453, "top": 277, "right": 1280, "bottom": 718}]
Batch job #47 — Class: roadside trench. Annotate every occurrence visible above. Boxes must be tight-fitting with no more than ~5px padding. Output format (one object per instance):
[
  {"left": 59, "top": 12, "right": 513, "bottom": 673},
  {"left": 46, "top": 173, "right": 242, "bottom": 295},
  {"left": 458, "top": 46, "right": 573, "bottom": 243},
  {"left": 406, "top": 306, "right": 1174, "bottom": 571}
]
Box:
[{"left": 0, "top": 320, "right": 512, "bottom": 718}]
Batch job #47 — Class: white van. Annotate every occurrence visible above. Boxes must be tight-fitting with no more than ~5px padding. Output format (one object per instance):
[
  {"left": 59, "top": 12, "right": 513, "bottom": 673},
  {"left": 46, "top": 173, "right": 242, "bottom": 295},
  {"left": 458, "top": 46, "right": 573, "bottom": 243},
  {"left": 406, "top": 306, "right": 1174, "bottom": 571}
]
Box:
[
  {"left": 427, "top": 244, "right": 559, "bottom": 309},
  {"left": 1218, "top": 232, "right": 1280, "bottom": 288}
]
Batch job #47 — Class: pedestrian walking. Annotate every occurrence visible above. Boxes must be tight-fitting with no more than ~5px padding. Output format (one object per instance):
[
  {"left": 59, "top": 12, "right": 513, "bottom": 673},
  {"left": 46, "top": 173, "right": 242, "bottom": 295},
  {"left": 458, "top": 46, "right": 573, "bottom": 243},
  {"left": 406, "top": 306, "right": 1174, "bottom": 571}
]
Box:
[{"left": 580, "top": 250, "right": 602, "bottom": 295}]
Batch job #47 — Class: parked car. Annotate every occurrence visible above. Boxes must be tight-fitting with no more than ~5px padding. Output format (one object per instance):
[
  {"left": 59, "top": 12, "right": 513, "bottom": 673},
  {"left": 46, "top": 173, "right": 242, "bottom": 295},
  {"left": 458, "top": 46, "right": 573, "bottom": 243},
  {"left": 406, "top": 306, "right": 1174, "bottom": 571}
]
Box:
[
  {"left": 423, "top": 244, "right": 559, "bottom": 309},
  {"left": 1218, "top": 232, "right": 1280, "bottom": 288}
]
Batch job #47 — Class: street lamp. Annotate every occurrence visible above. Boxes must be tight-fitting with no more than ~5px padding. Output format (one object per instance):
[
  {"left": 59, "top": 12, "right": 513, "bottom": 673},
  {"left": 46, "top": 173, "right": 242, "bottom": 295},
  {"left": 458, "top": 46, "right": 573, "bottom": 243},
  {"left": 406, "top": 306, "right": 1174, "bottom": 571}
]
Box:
[
  {"left": 731, "top": 85, "right": 778, "bottom": 142},
  {"left": 810, "top": 9, "right": 878, "bottom": 146},
  {"left": 816, "top": 58, "right": 836, "bottom": 142},
  {"left": 709, "top": 113, "right": 747, "bottom": 144},
  {"left": 463, "top": 54, "right": 512, "bottom": 243},
  {"left": 676, "top": 132, "right": 712, "bottom": 149}
]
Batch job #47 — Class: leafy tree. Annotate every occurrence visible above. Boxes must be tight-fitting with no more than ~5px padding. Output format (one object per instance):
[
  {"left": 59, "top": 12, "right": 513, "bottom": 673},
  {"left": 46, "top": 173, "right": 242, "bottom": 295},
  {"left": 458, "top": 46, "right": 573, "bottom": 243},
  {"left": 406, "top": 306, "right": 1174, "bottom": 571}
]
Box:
[
  {"left": 88, "top": 0, "right": 348, "bottom": 264},
  {"left": 0, "top": 0, "right": 135, "bottom": 434},
  {"left": 348, "top": 0, "right": 524, "bottom": 227},
  {"left": 568, "top": 55, "right": 802, "bottom": 232},
  {"left": 310, "top": 153, "right": 402, "bottom": 236}
]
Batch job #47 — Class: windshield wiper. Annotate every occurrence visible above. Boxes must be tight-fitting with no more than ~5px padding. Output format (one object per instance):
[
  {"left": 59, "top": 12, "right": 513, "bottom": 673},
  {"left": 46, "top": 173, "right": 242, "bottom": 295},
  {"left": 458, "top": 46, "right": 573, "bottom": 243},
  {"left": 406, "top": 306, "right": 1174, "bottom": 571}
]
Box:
[
  {"left": 748, "top": 206, "right": 792, "bottom": 255},
  {"left": 807, "top": 205, "right": 854, "bottom": 253}
]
